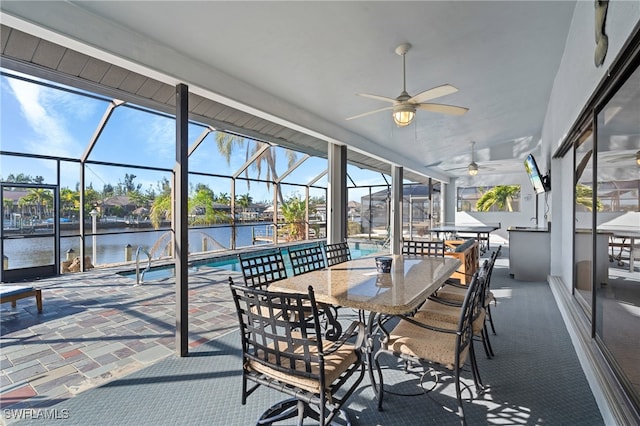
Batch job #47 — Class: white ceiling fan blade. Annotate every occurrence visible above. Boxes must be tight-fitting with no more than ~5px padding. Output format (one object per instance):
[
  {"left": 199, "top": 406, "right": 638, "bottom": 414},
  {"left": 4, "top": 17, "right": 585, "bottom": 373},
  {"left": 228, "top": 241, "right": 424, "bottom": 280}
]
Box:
[
  {"left": 604, "top": 152, "right": 634, "bottom": 163},
  {"left": 417, "top": 103, "right": 469, "bottom": 115},
  {"left": 356, "top": 93, "right": 396, "bottom": 103},
  {"left": 345, "top": 106, "right": 393, "bottom": 121},
  {"left": 408, "top": 84, "right": 458, "bottom": 104},
  {"left": 445, "top": 164, "right": 496, "bottom": 172}
]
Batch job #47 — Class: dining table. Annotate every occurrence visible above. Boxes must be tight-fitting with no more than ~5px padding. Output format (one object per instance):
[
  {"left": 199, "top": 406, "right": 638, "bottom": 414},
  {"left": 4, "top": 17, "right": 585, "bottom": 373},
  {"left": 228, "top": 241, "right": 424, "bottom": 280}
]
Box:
[
  {"left": 600, "top": 227, "right": 640, "bottom": 273},
  {"left": 268, "top": 252, "right": 461, "bottom": 397}
]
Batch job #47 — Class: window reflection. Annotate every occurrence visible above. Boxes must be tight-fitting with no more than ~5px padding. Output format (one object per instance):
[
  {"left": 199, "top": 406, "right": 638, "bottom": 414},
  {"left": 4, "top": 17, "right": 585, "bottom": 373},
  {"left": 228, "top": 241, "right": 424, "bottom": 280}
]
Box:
[
  {"left": 574, "top": 129, "right": 595, "bottom": 313},
  {"left": 595, "top": 63, "right": 640, "bottom": 406}
]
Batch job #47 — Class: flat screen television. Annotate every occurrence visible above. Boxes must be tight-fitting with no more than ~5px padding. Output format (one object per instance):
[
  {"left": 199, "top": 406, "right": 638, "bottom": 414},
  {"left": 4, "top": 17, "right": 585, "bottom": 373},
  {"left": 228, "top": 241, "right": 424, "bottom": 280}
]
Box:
[{"left": 524, "top": 154, "right": 549, "bottom": 194}]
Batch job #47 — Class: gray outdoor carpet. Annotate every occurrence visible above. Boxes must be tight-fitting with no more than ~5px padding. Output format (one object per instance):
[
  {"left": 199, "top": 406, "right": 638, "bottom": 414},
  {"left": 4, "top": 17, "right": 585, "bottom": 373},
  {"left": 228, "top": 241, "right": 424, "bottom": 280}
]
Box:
[{"left": 9, "top": 261, "right": 604, "bottom": 425}]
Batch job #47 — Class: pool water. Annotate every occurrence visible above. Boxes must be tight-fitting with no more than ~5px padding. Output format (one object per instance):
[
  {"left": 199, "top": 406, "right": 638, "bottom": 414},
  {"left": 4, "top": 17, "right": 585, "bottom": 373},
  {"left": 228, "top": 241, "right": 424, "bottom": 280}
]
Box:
[{"left": 119, "top": 245, "right": 380, "bottom": 282}]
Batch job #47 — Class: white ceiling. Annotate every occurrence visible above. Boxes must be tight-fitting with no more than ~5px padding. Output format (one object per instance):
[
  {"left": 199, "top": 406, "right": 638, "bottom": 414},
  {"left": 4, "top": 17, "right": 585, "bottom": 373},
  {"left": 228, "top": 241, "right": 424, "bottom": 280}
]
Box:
[{"left": 0, "top": 1, "right": 578, "bottom": 181}]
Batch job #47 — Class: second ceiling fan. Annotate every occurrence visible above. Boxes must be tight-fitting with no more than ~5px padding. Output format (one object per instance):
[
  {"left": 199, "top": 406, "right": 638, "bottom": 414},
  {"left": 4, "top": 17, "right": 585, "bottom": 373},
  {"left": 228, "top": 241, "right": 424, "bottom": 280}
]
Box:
[{"left": 346, "top": 43, "right": 469, "bottom": 127}]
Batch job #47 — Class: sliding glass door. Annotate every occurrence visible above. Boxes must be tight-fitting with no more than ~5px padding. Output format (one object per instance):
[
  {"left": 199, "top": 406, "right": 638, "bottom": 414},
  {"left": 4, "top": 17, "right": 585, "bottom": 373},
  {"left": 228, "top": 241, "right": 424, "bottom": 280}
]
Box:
[
  {"left": 574, "top": 128, "right": 595, "bottom": 315},
  {"left": 594, "top": 63, "right": 640, "bottom": 408},
  {"left": 1, "top": 183, "right": 59, "bottom": 282}
]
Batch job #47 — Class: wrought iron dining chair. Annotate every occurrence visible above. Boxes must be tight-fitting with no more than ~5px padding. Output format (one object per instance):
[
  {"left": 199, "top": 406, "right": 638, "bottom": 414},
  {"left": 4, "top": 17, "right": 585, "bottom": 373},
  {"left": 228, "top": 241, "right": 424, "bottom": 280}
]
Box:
[
  {"left": 286, "top": 243, "right": 326, "bottom": 276},
  {"left": 284, "top": 243, "right": 342, "bottom": 338},
  {"left": 417, "top": 260, "right": 495, "bottom": 359},
  {"left": 373, "top": 271, "right": 484, "bottom": 425},
  {"left": 323, "top": 242, "right": 351, "bottom": 266},
  {"left": 239, "top": 247, "right": 341, "bottom": 340},
  {"left": 238, "top": 248, "right": 288, "bottom": 290},
  {"left": 402, "top": 239, "right": 445, "bottom": 256},
  {"left": 229, "top": 281, "right": 366, "bottom": 425},
  {"left": 433, "top": 246, "right": 502, "bottom": 336}
]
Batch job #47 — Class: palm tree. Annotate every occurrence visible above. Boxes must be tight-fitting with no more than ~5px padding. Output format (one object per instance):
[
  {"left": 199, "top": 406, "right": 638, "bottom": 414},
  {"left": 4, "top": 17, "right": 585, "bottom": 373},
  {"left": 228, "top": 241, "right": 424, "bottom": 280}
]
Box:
[
  {"left": 21, "top": 188, "right": 53, "bottom": 220},
  {"left": 476, "top": 185, "right": 520, "bottom": 212},
  {"left": 575, "top": 184, "right": 603, "bottom": 211},
  {"left": 150, "top": 193, "right": 171, "bottom": 229},
  {"left": 236, "top": 193, "right": 253, "bottom": 219},
  {"left": 190, "top": 186, "right": 229, "bottom": 225},
  {"left": 215, "top": 192, "right": 231, "bottom": 205},
  {"left": 280, "top": 195, "right": 306, "bottom": 241},
  {"left": 151, "top": 185, "right": 232, "bottom": 228},
  {"left": 3, "top": 198, "right": 14, "bottom": 220},
  {"left": 215, "top": 132, "right": 297, "bottom": 203},
  {"left": 60, "top": 188, "right": 80, "bottom": 220}
]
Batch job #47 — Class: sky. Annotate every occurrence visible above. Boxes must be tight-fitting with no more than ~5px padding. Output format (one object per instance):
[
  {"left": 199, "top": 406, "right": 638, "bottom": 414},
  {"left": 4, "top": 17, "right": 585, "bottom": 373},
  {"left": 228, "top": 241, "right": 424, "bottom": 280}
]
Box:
[{"left": 0, "top": 72, "right": 392, "bottom": 204}]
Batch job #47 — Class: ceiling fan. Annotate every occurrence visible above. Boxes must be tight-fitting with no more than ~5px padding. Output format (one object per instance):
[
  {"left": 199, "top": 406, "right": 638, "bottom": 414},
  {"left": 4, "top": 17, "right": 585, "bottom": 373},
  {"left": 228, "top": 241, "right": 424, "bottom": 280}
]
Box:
[
  {"left": 346, "top": 43, "right": 469, "bottom": 127},
  {"left": 602, "top": 150, "right": 640, "bottom": 165},
  {"left": 442, "top": 141, "right": 493, "bottom": 176}
]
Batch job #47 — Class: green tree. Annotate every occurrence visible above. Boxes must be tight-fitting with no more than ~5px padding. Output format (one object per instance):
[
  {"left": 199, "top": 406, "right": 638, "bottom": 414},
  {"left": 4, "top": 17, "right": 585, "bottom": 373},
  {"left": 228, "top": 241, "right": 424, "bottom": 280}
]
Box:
[
  {"left": 128, "top": 190, "right": 148, "bottom": 209},
  {"left": 149, "top": 178, "right": 175, "bottom": 228},
  {"left": 144, "top": 184, "right": 157, "bottom": 201},
  {"left": 118, "top": 173, "right": 141, "bottom": 195},
  {"left": 190, "top": 185, "right": 216, "bottom": 225},
  {"left": 235, "top": 193, "right": 253, "bottom": 221},
  {"left": 236, "top": 193, "right": 252, "bottom": 209},
  {"left": 155, "top": 177, "right": 172, "bottom": 197},
  {"left": 60, "top": 188, "right": 80, "bottom": 219},
  {"left": 280, "top": 195, "right": 306, "bottom": 241},
  {"left": 309, "top": 195, "right": 326, "bottom": 205},
  {"left": 84, "top": 187, "right": 102, "bottom": 216},
  {"left": 575, "top": 184, "right": 603, "bottom": 211},
  {"left": 102, "top": 183, "right": 115, "bottom": 198},
  {"left": 6, "top": 173, "right": 35, "bottom": 183},
  {"left": 150, "top": 184, "right": 230, "bottom": 228},
  {"left": 476, "top": 185, "right": 520, "bottom": 212},
  {"left": 3, "top": 198, "right": 14, "bottom": 219},
  {"left": 215, "top": 192, "right": 231, "bottom": 205},
  {"left": 20, "top": 188, "right": 53, "bottom": 219},
  {"left": 150, "top": 193, "right": 171, "bottom": 228}
]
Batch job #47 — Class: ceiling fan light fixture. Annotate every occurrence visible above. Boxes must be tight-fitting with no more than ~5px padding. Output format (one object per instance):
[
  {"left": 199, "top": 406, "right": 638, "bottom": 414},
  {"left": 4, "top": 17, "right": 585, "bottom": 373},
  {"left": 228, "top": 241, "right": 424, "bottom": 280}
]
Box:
[
  {"left": 468, "top": 141, "right": 478, "bottom": 175},
  {"left": 393, "top": 104, "right": 415, "bottom": 127}
]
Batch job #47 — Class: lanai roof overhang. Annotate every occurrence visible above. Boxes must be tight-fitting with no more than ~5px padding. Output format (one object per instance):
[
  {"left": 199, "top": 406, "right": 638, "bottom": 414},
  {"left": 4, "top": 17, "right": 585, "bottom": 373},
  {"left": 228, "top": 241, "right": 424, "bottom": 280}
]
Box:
[{"left": 0, "top": 22, "right": 440, "bottom": 185}]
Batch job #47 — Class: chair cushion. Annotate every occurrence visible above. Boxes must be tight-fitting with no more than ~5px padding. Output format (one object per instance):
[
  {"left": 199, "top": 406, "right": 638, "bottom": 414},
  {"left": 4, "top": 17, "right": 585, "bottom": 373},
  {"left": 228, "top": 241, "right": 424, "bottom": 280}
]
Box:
[
  {"left": 434, "top": 285, "right": 466, "bottom": 302},
  {"left": 437, "top": 285, "right": 495, "bottom": 308},
  {"left": 415, "top": 305, "right": 486, "bottom": 334},
  {"left": 417, "top": 299, "right": 461, "bottom": 322},
  {"left": 386, "top": 318, "right": 469, "bottom": 370},
  {"left": 248, "top": 340, "right": 359, "bottom": 395}
]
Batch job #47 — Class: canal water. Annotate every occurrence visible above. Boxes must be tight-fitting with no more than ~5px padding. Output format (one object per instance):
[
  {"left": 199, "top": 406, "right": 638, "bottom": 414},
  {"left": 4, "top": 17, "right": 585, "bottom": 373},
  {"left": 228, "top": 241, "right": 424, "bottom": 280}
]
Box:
[{"left": 3, "top": 224, "right": 273, "bottom": 269}]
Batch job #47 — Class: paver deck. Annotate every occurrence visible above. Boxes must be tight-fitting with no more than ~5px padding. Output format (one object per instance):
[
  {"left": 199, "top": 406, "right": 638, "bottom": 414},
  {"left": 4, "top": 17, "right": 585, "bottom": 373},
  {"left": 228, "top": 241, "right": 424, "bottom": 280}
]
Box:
[
  {"left": 1, "top": 264, "right": 242, "bottom": 412},
  {"left": 0, "top": 246, "right": 607, "bottom": 425}
]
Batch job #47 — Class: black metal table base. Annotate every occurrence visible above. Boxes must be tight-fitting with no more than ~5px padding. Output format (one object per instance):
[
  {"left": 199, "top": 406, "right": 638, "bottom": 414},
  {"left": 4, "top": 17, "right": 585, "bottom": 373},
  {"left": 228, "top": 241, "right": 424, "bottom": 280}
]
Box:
[{"left": 257, "top": 398, "right": 352, "bottom": 426}]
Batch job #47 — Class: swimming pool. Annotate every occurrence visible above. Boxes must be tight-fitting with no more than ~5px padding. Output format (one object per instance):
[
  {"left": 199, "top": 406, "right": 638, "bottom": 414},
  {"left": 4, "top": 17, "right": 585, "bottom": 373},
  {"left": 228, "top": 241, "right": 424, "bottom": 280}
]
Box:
[{"left": 118, "top": 244, "right": 380, "bottom": 282}]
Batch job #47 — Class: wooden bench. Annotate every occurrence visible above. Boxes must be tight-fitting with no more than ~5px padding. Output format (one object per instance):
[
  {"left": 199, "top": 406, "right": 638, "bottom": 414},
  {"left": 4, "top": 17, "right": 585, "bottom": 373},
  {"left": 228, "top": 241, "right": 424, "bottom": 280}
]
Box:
[
  {"left": 1, "top": 286, "right": 43, "bottom": 313},
  {"left": 444, "top": 239, "right": 479, "bottom": 284}
]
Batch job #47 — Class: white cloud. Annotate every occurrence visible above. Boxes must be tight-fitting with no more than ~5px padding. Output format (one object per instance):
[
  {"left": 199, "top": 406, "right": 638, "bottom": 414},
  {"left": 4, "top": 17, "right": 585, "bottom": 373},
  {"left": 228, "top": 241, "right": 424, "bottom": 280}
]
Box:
[
  {"left": 143, "top": 115, "right": 175, "bottom": 162},
  {"left": 7, "top": 78, "right": 82, "bottom": 158}
]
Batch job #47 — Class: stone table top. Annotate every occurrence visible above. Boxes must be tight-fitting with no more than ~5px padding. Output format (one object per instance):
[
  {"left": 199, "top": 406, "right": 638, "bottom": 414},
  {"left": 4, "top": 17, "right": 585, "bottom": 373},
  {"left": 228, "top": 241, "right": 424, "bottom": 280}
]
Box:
[{"left": 270, "top": 253, "right": 461, "bottom": 315}]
